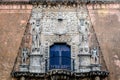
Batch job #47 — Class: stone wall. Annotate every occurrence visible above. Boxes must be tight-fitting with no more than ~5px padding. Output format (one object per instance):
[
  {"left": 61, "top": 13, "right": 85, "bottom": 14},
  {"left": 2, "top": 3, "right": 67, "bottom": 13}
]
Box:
[
  {"left": 0, "top": 4, "right": 32, "bottom": 80},
  {"left": 0, "top": 3, "right": 120, "bottom": 80},
  {"left": 88, "top": 3, "right": 120, "bottom": 80}
]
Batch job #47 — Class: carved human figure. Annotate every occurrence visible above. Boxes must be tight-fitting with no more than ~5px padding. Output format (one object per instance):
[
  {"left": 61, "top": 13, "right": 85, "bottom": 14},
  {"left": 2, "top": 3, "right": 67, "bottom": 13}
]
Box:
[
  {"left": 36, "top": 20, "right": 41, "bottom": 43},
  {"left": 21, "top": 48, "right": 28, "bottom": 64},
  {"left": 31, "top": 19, "right": 41, "bottom": 50},
  {"left": 78, "top": 19, "right": 89, "bottom": 44},
  {"left": 35, "top": 27, "right": 41, "bottom": 48},
  {"left": 91, "top": 47, "right": 99, "bottom": 64}
]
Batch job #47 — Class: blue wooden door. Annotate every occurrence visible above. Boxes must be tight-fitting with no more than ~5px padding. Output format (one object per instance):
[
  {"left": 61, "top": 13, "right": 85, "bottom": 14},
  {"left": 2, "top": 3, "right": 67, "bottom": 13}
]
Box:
[{"left": 49, "top": 43, "right": 71, "bottom": 70}]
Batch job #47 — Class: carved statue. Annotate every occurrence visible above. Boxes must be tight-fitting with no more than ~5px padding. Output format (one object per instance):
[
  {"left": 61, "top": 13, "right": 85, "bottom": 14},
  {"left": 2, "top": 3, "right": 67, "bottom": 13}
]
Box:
[
  {"left": 91, "top": 47, "right": 99, "bottom": 64},
  {"left": 36, "top": 27, "right": 41, "bottom": 47},
  {"left": 21, "top": 48, "right": 28, "bottom": 64},
  {"left": 78, "top": 19, "right": 90, "bottom": 44},
  {"left": 32, "top": 35, "right": 36, "bottom": 49},
  {"left": 32, "top": 30, "right": 40, "bottom": 49},
  {"left": 31, "top": 18, "right": 41, "bottom": 50}
]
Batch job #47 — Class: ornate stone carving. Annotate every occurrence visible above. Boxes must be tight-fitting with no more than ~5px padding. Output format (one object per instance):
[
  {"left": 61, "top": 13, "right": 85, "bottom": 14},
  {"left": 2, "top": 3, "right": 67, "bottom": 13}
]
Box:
[
  {"left": 91, "top": 47, "right": 99, "bottom": 64},
  {"left": 76, "top": 5, "right": 92, "bottom": 73},
  {"left": 21, "top": 48, "right": 29, "bottom": 64},
  {"left": 30, "top": 9, "right": 42, "bottom": 52},
  {"left": 29, "top": 5, "right": 45, "bottom": 73},
  {"left": 77, "top": 6, "right": 90, "bottom": 55},
  {"left": 28, "top": 4, "right": 92, "bottom": 73},
  {"left": 42, "top": 11, "right": 78, "bottom": 34},
  {"left": 78, "top": 19, "right": 89, "bottom": 34},
  {"left": 44, "top": 35, "right": 72, "bottom": 44}
]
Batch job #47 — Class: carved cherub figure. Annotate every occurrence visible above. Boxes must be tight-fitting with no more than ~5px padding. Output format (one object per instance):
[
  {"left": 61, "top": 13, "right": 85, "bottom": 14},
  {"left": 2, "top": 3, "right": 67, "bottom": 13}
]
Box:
[{"left": 91, "top": 47, "right": 99, "bottom": 64}]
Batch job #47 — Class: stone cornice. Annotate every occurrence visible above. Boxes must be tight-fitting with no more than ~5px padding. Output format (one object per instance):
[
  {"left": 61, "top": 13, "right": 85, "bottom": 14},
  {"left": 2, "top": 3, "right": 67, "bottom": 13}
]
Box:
[{"left": 0, "top": 0, "right": 120, "bottom": 4}]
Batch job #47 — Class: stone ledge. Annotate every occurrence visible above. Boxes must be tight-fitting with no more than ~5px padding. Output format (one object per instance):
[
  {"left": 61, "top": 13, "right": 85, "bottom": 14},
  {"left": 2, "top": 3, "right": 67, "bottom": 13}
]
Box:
[
  {"left": 11, "top": 69, "right": 109, "bottom": 79},
  {"left": 76, "top": 71, "right": 109, "bottom": 78}
]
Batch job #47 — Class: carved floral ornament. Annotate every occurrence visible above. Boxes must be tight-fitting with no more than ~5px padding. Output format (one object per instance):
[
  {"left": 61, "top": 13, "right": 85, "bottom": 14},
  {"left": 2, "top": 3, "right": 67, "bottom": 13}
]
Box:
[
  {"left": 45, "top": 35, "right": 72, "bottom": 46},
  {"left": 30, "top": 4, "right": 90, "bottom": 31}
]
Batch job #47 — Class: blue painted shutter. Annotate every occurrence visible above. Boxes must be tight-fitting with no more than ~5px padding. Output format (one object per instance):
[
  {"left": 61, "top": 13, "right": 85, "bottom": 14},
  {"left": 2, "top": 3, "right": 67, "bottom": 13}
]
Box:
[
  {"left": 61, "top": 51, "right": 71, "bottom": 70},
  {"left": 49, "top": 44, "right": 71, "bottom": 70}
]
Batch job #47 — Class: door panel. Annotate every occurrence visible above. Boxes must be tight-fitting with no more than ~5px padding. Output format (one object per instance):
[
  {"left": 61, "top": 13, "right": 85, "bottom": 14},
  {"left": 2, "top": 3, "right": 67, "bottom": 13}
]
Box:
[
  {"left": 61, "top": 51, "right": 71, "bottom": 70},
  {"left": 50, "top": 51, "right": 59, "bottom": 65}
]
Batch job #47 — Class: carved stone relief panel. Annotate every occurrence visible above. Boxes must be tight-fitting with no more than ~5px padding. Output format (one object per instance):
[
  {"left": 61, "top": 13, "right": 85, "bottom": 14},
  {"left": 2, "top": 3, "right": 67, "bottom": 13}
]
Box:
[
  {"left": 44, "top": 35, "right": 71, "bottom": 44},
  {"left": 42, "top": 11, "right": 79, "bottom": 34},
  {"left": 29, "top": 5, "right": 45, "bottom": 73},
  {"left": 28, "top": 4, "right": 92, "bottom": 73},
  {"left": 78, "top": 56, "right": 91, "bottom": 72},
  {"left": 77, "top": 5, "right": 91, "bottom": 55},
  {"left": 29, "top": 55, "right": 41, "bottom": 73},
  {"left": 75, "top": 5, "right": 92, "bottom": 72}
]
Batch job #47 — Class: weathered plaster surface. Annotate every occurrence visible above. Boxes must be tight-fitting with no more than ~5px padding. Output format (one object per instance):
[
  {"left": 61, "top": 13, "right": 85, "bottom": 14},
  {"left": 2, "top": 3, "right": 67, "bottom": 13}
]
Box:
[
  {"left": 0, "top": 4, "right": 32, "bottom": 80},
  {"left": 88, "top": 3, "right": 120, "bottom": 80}
]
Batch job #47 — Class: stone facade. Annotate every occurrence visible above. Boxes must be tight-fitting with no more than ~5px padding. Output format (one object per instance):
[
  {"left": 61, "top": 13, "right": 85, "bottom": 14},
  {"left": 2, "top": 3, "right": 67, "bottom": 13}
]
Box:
[
  {"left": 0, "top": 3, "right": 120, "bottom": 80},
  {"left": 28, "top": 4, "right": 92, "bottom": 73}
]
